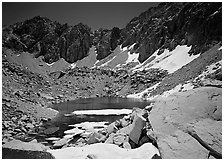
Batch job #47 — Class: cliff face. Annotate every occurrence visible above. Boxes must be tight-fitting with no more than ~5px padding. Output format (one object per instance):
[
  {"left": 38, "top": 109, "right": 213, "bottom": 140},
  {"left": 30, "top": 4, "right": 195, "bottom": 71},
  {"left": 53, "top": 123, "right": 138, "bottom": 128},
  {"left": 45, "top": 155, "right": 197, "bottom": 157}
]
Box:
[
  {"left": 3, "top": 16, "right": 92, "bottom": 64},
  {"left": 120, "top": 2, "right": 222, "bottom": 63},
  {"left": 93, "top": 27, "right": 121, "bottom": 60},
  {"left": 2, "top": 2, "right": 222, "bottom": 64}
]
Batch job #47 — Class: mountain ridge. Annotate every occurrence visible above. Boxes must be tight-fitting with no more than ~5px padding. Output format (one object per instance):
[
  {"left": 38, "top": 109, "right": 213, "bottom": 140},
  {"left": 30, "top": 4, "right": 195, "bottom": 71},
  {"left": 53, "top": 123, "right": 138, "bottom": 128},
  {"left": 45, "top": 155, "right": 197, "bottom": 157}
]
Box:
[{"left": 3, "top": 2, "right": 222, "bottom": 66}]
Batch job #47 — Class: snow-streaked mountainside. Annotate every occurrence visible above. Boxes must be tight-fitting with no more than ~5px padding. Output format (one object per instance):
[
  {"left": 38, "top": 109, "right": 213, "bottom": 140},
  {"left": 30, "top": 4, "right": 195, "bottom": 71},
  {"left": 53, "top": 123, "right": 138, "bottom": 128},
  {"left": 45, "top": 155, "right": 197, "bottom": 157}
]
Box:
[
  {"left": 71, "top": 44, "right": 139, "bottom": 70},
  {"left": 70, "top": 44, "right": 199, "bottom": 74},
  {"left": 2, "top": 2, "right": 222, "bottom": 159}
]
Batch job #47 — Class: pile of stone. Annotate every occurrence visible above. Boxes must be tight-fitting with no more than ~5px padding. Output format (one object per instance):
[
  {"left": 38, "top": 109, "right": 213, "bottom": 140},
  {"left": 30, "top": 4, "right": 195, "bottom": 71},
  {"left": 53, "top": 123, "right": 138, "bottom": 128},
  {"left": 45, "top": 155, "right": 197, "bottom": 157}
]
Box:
[
  {"left": 47, "top": 107, "right": 159, "bottom": 156},
  {"left": 2, "top": 109, "right": 39, "bottom": 144}
]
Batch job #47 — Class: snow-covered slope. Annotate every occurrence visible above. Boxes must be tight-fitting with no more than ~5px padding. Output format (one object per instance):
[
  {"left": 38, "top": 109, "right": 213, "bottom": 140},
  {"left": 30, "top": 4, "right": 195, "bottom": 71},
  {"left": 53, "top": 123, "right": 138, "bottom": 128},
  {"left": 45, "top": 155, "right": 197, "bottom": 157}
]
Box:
[
  {"left": 70, "top": 44, "right": 140, "bottom": 70},
  {"left": 127, "top": 44, "right": 222, "bottom": 100},
  {"left": 70, "top": 44, "right": 200, "bottom": 74},
  {"left": 132, "top": 45, "right": 200, "bottom": 73}
]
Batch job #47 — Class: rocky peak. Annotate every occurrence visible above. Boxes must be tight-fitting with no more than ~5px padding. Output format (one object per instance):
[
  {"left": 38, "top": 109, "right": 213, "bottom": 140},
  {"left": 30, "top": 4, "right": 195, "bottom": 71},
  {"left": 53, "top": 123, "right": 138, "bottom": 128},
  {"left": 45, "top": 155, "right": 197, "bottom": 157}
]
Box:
[
  {"left": 2, "top": 2, "right": 222, "bottom": 65},
  {"left": 120, "top": 2, "right": 222, "bottom": 63},
  {"left": 3, "top": 16, "right": 93, "bottom": 64},
  {"left": 93, "top": 27, "right": 121, "bottom": 60}
]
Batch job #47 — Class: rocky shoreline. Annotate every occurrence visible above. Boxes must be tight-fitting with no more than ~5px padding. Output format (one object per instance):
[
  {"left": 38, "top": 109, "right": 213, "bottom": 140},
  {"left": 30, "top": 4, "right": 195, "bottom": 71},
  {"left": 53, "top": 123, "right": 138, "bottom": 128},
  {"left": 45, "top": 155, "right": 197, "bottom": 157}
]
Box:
[
  {"left": 3, "top": 86, "right": 222, "bottom": 159},
  {"left": 2, "top": 2, "right": 222, "bottom": 158},
  {"left": 3, "top": 106, "right": 161, "bottom": 159}
]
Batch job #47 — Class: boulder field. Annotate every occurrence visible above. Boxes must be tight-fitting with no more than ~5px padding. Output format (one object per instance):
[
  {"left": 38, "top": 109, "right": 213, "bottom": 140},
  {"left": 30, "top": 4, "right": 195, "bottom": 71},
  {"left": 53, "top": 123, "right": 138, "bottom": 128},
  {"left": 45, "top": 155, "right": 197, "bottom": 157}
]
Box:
[{"left": 2, "top": 86, "right": 221, "bottom": 159}]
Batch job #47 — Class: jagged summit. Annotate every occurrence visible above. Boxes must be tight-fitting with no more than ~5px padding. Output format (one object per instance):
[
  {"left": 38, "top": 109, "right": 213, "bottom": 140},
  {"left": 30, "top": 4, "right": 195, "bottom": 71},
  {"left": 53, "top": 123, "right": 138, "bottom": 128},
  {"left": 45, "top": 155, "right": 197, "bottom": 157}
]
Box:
[
  {"left": 3, "top": 2, "right": 222, "bottom": 66},
  {"left": 2, "top": 2, "right": 222, "bottom": 159}
]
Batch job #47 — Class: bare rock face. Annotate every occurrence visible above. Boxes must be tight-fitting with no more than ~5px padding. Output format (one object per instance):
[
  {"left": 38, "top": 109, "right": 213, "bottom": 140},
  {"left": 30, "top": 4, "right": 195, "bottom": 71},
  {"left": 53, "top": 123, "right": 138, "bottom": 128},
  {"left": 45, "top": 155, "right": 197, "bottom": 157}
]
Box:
[
  {"left": 2, "top": 139, "right": 54, "bottom": 159},
  {"left": 93, "top": 27, "right": 121, "bottom": 60},
  {"left": 149, "top": 87, "right": 222, "bottom": 159},
  {"left": 121, "top": 2, "right": 222, "bottom": 63},
  {"left": 3, "top": 16, "right": 92, "bottom": 64},
  {"left": 3, "top": 139, "right": 49, "bottom": 151},
  {"left": 3, "top": 3, "right": 221, "bottom": 65}
]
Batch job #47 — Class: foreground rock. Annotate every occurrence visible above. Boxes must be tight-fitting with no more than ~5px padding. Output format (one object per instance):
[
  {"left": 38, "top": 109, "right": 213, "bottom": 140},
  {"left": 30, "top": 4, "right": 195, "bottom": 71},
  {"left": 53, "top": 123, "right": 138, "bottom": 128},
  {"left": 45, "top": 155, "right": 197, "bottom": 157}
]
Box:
[
  {"left": 2, "top": 139, "right": 54, "bottom": 159},
  {"left": 150, "top": 87, "right": 222, "bottom": 159},
  {"left": 48, "top": 142, "right": 159, "bottom": 159},
  {"left": 2, "top": 148, "right": 55, "bottom": 159},
  {"left": 3, "top": 139, "right": 49, "bottom": 151}
]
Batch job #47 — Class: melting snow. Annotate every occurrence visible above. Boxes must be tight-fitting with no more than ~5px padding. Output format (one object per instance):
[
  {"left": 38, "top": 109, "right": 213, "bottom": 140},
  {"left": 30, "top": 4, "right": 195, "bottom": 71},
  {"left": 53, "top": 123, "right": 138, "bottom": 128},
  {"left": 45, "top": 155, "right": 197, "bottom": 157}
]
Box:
[
  {"left": 69, "top": 121, "right": 109, "bottom": 130},
  {"left": 162, "top": 83, "right": 194, "bottom": 98},
  {"left": 210, "top": 10, "right": 219, "bottom": 17},
  {"left": 125, "top": 52, "right": 140, "bottom": 64},
  {"left": 46, "top": 62, "right": 55, "bottom": 66},
  {"left": 70, "top": 63, "right": 76, "bottom": 69},
  {"left": 131, "top": 49, "right": 159, "bottom": 71},
  {"left": 48, "top": 142, "right": 160, "bottom": 159},
  {"left": 100, "top": 55, "right": 117, "bottom": 67},
  {"left": 121, "top": 46, "right": 128, "bottom": 51},
  {"left": 128, "top": 43, "right": 136, "bottom": 50},
  {"left": 72, "top": 109, "right": 132, "bottom": 115},
  {"left": 64, "top": 127, "right": 84, "bottom": 135},
  {"left": 132, "top": 45, "right": 199, "bottom": 74},
  {"left": 149, "top": 45, "right": 199, "bottom": 73},
  {"left": 92, "top": 60, "right": 99, "bottom": 68},
  {"left": 195, "top": 60, "right": 222, "bottom": 80}
]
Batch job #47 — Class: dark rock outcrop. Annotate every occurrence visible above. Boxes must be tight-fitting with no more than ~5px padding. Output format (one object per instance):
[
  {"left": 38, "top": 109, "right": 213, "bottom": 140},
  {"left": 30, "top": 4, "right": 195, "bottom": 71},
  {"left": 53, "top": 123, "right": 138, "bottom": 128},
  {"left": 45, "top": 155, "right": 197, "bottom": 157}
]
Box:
[
  {"left": 94, "top": 27, "right": 121, "bottom": 60},
  {"left": 3, "top": 16, "right": 92, "bottom": 64},
  {"left": 58, "top": 23, "right": 92, "bottom": 63},
  {"left": 120, "top": 2, "right": 222, "bottom": 63},
  {"left": 2, "top": 148, "right": 55, "bottom": 159},
  {"left": 2, "top": 139, "right": 54, "bottom": 159},
  {"left": 3, "top": 3, "right": 221, "bottom": 65}
]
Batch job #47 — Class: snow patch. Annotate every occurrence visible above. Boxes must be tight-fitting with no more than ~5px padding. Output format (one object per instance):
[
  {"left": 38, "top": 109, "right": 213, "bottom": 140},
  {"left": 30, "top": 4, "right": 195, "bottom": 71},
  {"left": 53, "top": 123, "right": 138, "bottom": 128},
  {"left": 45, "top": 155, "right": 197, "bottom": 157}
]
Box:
[
  {"left": 131, "top": 49, "right": 160, "bottom": 71},
  {"left": 210, "top": 10, "right": 219, "bottom": 17},
  {"left": 48, "top": 142, "right": 160, "bottom": 159},
  {"left": 70, "top": 63, "right": 76, "bottom": 69},
  {"left": 99, "top": 55, "right": 117, "bottom": 67},
  {"left": 69, "top": 121, "right": 109, "bottom": 131},
  {"left": 46, "top": 62, "right": 55, "bottom": 66},
  {"left": 121, "top": 45, "right": 128, "bottom": 51},
  {"left": 149, "top": 45, "right": 199, "bottom": 73},
  {"left": 46, "top": 137, "right": 60, "bottom": 141},
  {"left": 125, "top": 52, "right": 140, "bottom": 64},
  {"left": 128, "top": 43, "right": 136, "bottom": 50},
  {"left": 64, "top": 127, "right": 84, "bottom": 135},
  {"left": 195, "top": 60, "right": 222, "bottom": 80},
  {"left": 45, "top": 107, "right": 59, "bottom": 114},
  {"left": 161, "top": 83, "right": 194, "bottom": 98},
  {"left": 72, "top": 109, "right": 132, "bottom": 115},
  {"left": 132, "top": 45, "right": 199, "bottom": 74},
  {"left": 92, "top": 60, "right": 99, "bottom": 68}
]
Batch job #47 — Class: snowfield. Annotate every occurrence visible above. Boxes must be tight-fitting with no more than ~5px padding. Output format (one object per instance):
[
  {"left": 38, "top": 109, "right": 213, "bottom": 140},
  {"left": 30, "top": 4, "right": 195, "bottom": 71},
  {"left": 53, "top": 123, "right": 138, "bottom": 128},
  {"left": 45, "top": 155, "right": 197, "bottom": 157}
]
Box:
[
  {"left": 125, "top": 52, "right": 140, "bottom": 65},
  {"left": 48, "top": 142, "right": 159, "bottom": 159},
  {"left": 132, "top": 45, "right": 200, "bottom": 73},
  {"left": 72, "top": 109, "right": 132, "bottom": 115}
]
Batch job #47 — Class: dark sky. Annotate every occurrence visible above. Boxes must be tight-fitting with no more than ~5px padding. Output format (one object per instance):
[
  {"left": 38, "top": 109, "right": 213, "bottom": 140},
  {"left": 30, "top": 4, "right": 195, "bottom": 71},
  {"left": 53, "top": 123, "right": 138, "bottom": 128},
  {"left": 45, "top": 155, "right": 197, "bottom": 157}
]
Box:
[{"left": 2, "top": 2, "right": 159, "bottom": 31}]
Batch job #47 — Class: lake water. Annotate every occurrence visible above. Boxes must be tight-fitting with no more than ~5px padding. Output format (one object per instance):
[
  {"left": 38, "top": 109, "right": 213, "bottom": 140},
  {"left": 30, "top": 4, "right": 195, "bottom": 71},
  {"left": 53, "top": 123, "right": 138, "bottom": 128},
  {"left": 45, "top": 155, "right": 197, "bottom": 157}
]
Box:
[
  {"left": 42, "top": 97, "right": 151, "bottom": 139},
  {"left": 50, "top": 97, "right": 151, "bottom": 113}
]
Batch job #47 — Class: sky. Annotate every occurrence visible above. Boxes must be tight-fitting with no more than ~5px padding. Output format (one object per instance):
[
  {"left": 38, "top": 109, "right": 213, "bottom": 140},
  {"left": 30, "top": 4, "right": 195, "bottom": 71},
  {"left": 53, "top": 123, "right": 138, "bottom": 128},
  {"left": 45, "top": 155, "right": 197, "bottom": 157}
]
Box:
[{"left": 2, "top": 2, "right": 159, "bottom": 31}]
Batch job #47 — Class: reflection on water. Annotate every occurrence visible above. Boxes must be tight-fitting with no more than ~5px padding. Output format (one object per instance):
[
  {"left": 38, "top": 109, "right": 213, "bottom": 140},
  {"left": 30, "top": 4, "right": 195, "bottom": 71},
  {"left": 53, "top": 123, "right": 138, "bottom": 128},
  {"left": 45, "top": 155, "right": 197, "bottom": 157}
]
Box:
[
  {"left": 42, "top": 97, "right": 151, "bottom": 140},
  {"left": 49, "top": 97, "right": 151, "bottom": 114}
]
